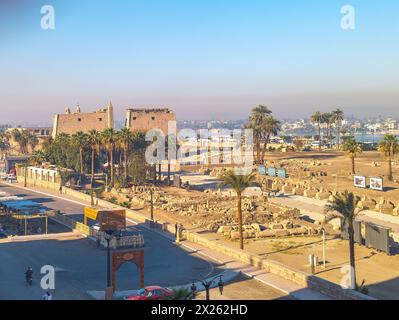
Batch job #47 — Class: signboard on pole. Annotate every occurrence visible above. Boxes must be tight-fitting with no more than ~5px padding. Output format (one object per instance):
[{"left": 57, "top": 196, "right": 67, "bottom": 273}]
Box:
[
  {"left": 370, "top": 177, "right": 384, "bottom": 191},
  {"left": 354, "top": 176, "right": 366, "bottom": 189}
]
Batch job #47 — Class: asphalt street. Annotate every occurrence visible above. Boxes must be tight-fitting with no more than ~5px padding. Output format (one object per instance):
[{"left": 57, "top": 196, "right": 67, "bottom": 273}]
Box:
[{"left": 0, "top": 183, "right": 220, "bottom": 300}]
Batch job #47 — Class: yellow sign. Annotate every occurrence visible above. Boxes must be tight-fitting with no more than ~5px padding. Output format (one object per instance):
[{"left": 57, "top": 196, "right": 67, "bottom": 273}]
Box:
[{"left": 84, "top": 207, "right": 99, "bottom": 225}]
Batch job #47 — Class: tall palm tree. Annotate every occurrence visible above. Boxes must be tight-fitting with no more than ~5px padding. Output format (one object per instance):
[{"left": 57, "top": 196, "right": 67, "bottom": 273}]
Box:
[
  {"left": 119, "top": 128, "right": 133, "bottom": 181},
  {"left": 260, "top": 116, "right": 280, "bottom": 163},
  {"left": 332, "top": 109, "right": 344, "bottom": 149},
  {"left": 87, "top": 130, "right": 101, "bottom": 199},
  {"left": 342, "top": 138, "right": 363, "bottom": 174},
  {"left": 311, "top": 111, "right": 324, "bottom": 151},
  {"left": 218, "top": 170, "right": 257, "bottom": 250},
  {"left": 378, "top": 134, "right": 399, "bottom": 182},
  {"left": 325, "top": 191, "right": 360, "bottom": 288},
  {"left": 12, "top": 129, "right": 30, "bottom": 154},
  {"left": 324, "top": 112, "right": 334, "bottom": 149},
  {"left": 102, "top": 128, "right": 117, "bottom": 186},
  {"left": 71, "top": 131, "right": 88, "bottom": 174},
  {"left": 246, "top": 105, "right": 272, "bottom": 164}
]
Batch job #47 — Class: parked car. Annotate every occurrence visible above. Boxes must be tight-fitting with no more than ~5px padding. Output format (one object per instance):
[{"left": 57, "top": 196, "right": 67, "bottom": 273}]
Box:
[
  {"left": 125, "top": 286, "right": 174, "bottom": 300},
  {"left": 6, "top": 174, "right": 16, "bottom": 183},
  {"left": 0, "top": 232, "right": 8, "bottom": 239}
]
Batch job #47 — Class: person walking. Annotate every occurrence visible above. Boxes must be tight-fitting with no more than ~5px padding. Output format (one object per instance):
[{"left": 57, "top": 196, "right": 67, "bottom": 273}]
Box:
[
  {"left": 42, "top": 291, "right": 52, "bottom": 300},
  {"left": 174, "top": 223, "right": 178, "bottom": 238}
]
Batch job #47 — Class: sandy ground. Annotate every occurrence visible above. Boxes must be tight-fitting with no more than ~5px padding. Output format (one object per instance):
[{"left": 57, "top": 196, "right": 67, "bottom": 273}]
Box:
[{"left": 264, "top": 151, "right": 399, "bottom": 203}]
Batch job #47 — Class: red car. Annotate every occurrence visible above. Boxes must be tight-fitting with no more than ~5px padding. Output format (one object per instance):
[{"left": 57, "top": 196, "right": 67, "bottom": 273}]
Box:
[{"left": 126, "top": 286, "right": 174, "bottom": 300}]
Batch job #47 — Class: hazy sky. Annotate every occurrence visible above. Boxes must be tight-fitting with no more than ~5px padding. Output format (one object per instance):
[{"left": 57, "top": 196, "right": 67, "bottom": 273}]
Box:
[{"left": 1, "top": 0, "right": 399, "bottom": 123}]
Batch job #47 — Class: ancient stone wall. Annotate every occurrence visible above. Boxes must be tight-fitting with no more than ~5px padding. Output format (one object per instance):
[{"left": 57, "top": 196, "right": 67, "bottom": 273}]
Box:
[
  {"left": 126, "top": 108, "right": 176, "bottom": 135},
  {"left": 52, "top": 104, "right": 113, "bottom": 137}
]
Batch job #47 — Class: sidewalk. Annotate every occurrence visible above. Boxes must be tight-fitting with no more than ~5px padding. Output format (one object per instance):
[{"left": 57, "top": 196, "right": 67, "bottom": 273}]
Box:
[{"left": 270, "top": 194, "right": 399, "bottom": 233}]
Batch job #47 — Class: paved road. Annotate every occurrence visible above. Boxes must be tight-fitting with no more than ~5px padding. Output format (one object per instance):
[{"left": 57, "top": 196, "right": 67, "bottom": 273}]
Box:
[{"left": 0, "top": 183, "right": 221, "bottom": 300}]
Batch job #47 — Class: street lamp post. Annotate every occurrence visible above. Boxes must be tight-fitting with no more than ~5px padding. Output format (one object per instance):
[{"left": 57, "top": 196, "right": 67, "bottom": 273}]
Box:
[
  {"left": 150, "top": 188, "right": 154, "bottom": 222},
  {"left": 321, "top": 227, "right": 326, "bottom": 269},
  {"left": 24, "top": 162, "right": 27, "bottom": 187},
  {"left": 103, "top": 232, "right": 113, "bottom": 288},
  {"left": 191, "top": 275, "right": 224, "bottom": 301}
]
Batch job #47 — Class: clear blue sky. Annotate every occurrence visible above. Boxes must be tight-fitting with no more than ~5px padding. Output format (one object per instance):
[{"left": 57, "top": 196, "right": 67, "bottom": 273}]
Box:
[{"left": 1, "top": 0, "right": 399, "bottom": 123}]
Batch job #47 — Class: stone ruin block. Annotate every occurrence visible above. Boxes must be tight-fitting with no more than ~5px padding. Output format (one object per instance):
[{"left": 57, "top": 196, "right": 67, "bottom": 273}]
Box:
[
  {"left": 304, "top": 188, "right": 318, "bottom": 198},
  {"left": 316, "top": 190, "right": 331, "bottom": 200},
  {"left": 282, "top": 184, "right": 294, "bottom": 194},
  {"left": 288, "top": 227, "right": 308, "bottom": 236},
  {"left": 293, "top": 187, "right": 305, "bottom": 196},
  {"left": 376, "top": 202, "right": 395, "bottom": 215},
  {"left": 392, "top": 204, "right": 399, "bottom": 216},
  {"left": 357, "top": 197, "right": 377, "bottom": 210}
]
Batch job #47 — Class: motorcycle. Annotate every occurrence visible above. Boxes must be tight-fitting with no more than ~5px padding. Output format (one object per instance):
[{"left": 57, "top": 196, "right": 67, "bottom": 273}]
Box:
[{"left": 25, "top": 271, "right": 33, "bottom": 286}]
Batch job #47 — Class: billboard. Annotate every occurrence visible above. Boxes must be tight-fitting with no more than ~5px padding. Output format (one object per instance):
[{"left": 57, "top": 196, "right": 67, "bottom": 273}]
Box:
[
  {"left": 99, "top": 209, "right": 126, "bottom": 231},
  {"left": 258, "top": 165, "right": 266, "bottom": 175},
  {"left": 354, "top": 176, "right": 366, "bottom": 189},
  {"left": 267, "top": 167, "right": 276, "bottom": 177},
  {"left": 278, "top": 168, "right": 287, "bottom": 178},
  {"left": 370, "top": 177, "right": 384, "bottom": 191}
]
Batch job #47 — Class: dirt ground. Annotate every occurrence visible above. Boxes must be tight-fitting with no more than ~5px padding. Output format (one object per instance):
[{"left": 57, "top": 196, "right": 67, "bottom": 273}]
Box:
[{"left": 264, "top": 151, "right": 399, "bottom": 203}]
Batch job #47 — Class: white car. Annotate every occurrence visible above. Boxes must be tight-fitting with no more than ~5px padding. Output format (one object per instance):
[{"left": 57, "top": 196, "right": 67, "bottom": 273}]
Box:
[{"left": 6, "top": 174, "right": 16, "bottom": 183}]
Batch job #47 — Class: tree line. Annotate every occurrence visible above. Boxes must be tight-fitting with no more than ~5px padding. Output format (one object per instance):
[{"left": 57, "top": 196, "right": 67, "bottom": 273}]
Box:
[{"left": 29, "top": 128, "right": 149, "bottom": 189}]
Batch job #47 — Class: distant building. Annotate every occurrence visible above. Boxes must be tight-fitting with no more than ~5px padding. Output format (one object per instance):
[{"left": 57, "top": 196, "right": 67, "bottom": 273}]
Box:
[
  {"left": 52, "top": 103, "right": 114, "bottom": 138},
  {"left": 26, "top": 127, "right": 52, "bottom": 138},
  {"left": 125, "top": 108, "right": 176, "bottom": 135}
]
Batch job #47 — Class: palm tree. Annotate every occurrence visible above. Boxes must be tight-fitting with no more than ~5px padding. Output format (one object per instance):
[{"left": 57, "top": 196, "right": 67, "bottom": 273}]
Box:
[
  {"left": 71, "top": 131, "right": 88, "bottom": 174},
  {"left": 332, "top": 109, "right": 344, "bottom": 149},
  {"left": 169, "top": 287, "right": 195, "bottom": 300},
  {"left": 342, "top": 138, "right": 362, "bottom": 174},
  {"left": 119, "top": 128, "right": 134, "bottom": 181},
  {"left": 218, "top": 170, "right": 257, "bottom": 250},
  {"left": 12, "top": 129, "right": 30, "bottom": 154},
  {"left": 378, "top": 134, "right": 399, "bottom": 181},
  {"left": 311, "top": 111, "right": 324, "bottom": 151},
  {"left": 246, "top": 105, "right": 272, "bottom": 164},
  {"left": 102, "top": 128, "right": 117, "bottom": 186},
  {"left": 87, "top": 130, "right": 101, "bottom": 203},
  {"left": 259, "top": 116, "right": 280, "bottom": 163},
  {"left": 325, "top": 191, "right": 360, "bottom": 288},
  {"left": 324, "top": 112, "right": 334, "bottom": 148}
]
